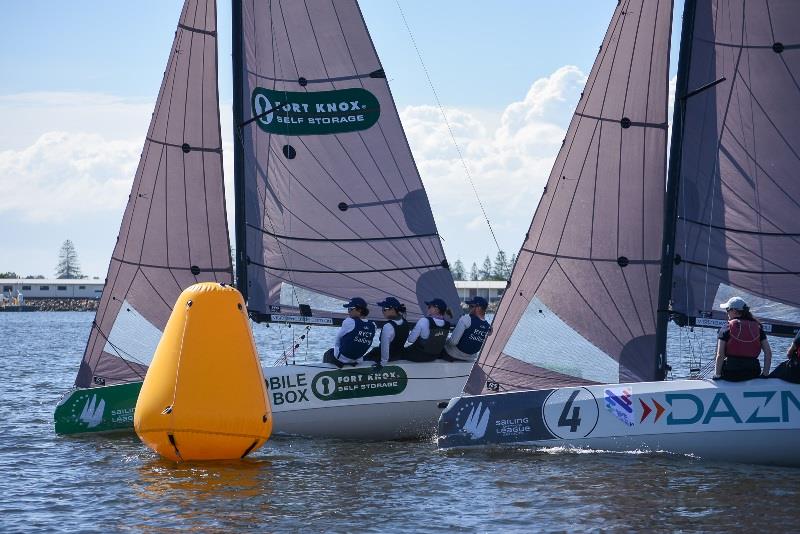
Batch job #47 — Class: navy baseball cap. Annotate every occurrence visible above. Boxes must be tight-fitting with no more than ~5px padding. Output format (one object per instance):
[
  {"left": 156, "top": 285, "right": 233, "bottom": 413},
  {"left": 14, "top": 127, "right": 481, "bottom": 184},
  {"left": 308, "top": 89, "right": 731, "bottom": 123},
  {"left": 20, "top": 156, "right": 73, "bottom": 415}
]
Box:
[
  {"left": 343, "top": 297, "right": 368, "bottom": 309},
  {"left": 465, "top": 296, "right": 488, "bottom": 309},
  {"left": 425, "top": 298, "right": 447, "bottom": 312},
  {"left": 377, "top": 297, "right": 402, "bottom": 309}
]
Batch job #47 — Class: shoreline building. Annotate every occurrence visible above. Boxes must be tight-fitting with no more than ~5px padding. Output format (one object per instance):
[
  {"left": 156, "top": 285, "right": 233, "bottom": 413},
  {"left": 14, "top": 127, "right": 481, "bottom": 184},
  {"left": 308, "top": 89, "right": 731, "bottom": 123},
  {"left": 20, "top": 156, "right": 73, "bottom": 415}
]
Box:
[
  {"left": 454, "top": 281, "right": 506, "bottom": 306},
  {"left": 0, "top": 279, "right": 104, "bottom": 300}
]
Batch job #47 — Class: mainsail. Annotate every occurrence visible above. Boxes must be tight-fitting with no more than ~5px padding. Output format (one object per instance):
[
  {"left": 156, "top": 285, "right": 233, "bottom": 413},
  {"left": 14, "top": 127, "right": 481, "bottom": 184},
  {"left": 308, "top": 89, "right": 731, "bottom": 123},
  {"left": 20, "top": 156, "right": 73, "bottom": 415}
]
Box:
[
  {"left": 466, "top": 0, "right": 672, "bottom": 394},
  {"left": 235, "top": 0, "right": 460, "bottom": 324},
  {"left": 76, "top": 0, "right": 232, "bottom": 388},
  {"left": 669, "top": 0, "right": 800, "bottom": 323}
]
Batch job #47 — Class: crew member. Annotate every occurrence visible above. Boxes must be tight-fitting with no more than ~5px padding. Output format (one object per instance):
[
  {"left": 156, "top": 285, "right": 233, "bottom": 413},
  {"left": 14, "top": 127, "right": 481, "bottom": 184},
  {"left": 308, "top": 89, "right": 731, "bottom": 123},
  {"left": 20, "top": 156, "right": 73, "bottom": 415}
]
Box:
[
  {"left": 323, "top": 297, "right": 375, "bottom": 368},
  {"left": 364, "top": 297, "right": 409, "bottom": 367},
  {"left": 445, "top": 296, "right": 491, "bottom": 361},
  {"left": 768, "top": 330, "right": 800, "bottom": 383},
  {"left": 402, "top": 298, "right": 452, "bottom": 362},
  {"left": 713, "top": 296, "right": 771, "bottom": 381}
]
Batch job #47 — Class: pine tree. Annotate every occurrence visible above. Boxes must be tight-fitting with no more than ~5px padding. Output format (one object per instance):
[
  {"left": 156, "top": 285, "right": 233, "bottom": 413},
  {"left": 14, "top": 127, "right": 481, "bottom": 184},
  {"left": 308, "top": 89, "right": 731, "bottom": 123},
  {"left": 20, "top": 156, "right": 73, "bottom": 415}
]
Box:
[
  {"left": 479, "top": 255, "right": 493, "bottom": 281},
  {"left": 492, "top": 250, "right": 509, "bottom": 280},
  {"left": 469, "top": 262, "right": 479, "bottom": 281},
  {"left": 56, "top": 240, "right": 83, "bottom": 279},
  {"left": 451, "top": 259, "right": 466, "bottom": 281}
]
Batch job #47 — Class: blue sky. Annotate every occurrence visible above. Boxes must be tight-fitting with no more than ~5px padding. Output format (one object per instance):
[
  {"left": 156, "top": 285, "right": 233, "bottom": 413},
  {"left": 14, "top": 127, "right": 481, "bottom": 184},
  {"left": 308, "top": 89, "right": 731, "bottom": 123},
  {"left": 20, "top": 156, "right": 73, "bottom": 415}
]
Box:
[{"left": 0, "top": 1, "right": 683, "bottom": 278}]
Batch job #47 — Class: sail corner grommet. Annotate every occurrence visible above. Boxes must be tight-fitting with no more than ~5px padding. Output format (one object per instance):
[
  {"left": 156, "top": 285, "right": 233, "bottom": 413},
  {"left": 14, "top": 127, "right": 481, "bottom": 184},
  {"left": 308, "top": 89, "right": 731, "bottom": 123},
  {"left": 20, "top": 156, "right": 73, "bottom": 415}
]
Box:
[
  {"left": 181, "top": 143, "right": 192, "bottom": 153},
  {"left": 338, "top": 202, "right": 349, "bottom": 212},
  {"left": 773, "top": 42, "right": 785, "bottom": 53}
]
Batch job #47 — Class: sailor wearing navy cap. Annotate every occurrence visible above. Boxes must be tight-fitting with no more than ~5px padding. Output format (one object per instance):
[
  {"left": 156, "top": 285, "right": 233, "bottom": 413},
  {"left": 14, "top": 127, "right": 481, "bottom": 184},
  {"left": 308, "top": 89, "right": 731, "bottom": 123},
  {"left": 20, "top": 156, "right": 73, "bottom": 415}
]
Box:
[
  {"left": 445, "top": 296, "right": 491, "bottom": 361},
  {"left": 364, "top": 297, "right": 409, "bottom": 368},
  {"left": 402, "top": 298, "right": 452, "bottom": 362},
  {"left": 322, "top": 297, "right": 376, "bottom": 368}
]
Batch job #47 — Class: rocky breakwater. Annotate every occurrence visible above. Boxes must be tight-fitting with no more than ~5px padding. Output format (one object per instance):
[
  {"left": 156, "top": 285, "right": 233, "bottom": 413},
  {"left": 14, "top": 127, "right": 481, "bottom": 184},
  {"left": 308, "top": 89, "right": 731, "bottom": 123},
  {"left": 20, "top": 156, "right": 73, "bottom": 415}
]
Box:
[{"left": 23, "top": 298, "right": 99, "bottom": 312}]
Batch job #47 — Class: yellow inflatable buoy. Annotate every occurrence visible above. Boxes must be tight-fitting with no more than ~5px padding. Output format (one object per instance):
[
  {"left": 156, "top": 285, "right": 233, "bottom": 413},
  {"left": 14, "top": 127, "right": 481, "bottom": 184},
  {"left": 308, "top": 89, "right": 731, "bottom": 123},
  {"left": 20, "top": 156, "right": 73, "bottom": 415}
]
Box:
[{"left": 134, "top": 283, "right": 271, "bottom": 461}]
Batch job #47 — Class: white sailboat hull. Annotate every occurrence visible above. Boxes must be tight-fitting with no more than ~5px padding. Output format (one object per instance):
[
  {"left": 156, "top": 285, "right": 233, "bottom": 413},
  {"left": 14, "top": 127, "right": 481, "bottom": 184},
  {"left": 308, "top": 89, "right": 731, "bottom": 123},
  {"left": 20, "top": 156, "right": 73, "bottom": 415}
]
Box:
[
  {"left": 438, "top": 378, "right": 800, "bottom": 466},
  {"left": 265, "top": 361, "right": 472, "bottom": 440}
]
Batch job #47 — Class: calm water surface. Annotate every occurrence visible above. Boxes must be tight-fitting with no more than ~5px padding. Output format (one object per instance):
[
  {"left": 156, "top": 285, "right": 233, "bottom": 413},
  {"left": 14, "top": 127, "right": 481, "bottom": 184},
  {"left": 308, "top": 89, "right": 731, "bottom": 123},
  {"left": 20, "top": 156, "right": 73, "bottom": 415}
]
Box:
[{"left": 1, "top": 312, "right": 799, "bottom": 532}]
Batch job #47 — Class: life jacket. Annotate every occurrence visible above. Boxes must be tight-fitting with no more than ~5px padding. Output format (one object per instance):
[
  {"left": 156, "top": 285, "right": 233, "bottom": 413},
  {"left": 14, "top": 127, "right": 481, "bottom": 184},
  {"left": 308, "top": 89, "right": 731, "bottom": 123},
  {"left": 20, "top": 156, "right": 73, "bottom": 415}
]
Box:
[
  {"left": 339, "top": 318, "right": 376, "bottom": 359},
  {"left": 413, "top": 317, "right": 450, "bottom": 355},
  {"left": 385, "top": 318, "right": 410, "bottom": 356},
  {"left": 725, "top": 318, "right": 762, "bottom": 358},
  {"left": 456, "top": 315, "right": 491, "bottom": 355}
]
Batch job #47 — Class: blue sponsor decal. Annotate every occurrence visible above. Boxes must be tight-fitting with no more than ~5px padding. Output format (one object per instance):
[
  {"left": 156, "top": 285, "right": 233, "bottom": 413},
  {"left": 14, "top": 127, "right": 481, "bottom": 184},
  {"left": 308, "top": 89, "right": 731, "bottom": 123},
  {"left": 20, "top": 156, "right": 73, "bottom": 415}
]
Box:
[
  {"left": 665, "top": 390, "right": 800, "bottom": 426},
  {"left": 604, "top": 387, "right": 634, "bottom": 427}
]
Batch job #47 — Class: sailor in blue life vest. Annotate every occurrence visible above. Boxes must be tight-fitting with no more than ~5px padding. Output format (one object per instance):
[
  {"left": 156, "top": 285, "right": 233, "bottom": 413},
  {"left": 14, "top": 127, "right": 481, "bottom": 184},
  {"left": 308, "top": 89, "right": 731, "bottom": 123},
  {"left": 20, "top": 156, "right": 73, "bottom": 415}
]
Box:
[
  {"left": 713, "top": 296, "right": 772, "bottom": 381},
  {"left": 768, "top": 329, "right": 800, "bottom": 383},
  {"left": 402, "top": 298, "right": 452, "bottom": 362},
  {"left": 363, "top": 297, "right": 410, "bottom": 368},
  {"left": 322, "top": 297, "right": 376, "bottom": 368},
  {"left": 444, "top": 296, "right": 491, "bottom": 361}
]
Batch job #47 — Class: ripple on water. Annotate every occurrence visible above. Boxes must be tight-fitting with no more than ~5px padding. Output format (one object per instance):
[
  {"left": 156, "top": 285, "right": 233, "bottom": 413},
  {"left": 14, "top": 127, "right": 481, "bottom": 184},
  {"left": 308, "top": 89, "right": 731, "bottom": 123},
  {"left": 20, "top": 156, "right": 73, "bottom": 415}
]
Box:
[{"left": 1, "top": 312, "right": 800, "bottom": 532}]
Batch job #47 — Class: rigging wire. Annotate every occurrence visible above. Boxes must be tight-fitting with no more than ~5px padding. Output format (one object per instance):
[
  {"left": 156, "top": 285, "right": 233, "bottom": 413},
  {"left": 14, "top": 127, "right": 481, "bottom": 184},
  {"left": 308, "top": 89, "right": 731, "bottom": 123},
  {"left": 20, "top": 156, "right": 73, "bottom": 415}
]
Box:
[{"left": 394, "top": 0, "right": 501, "bottom": 252}]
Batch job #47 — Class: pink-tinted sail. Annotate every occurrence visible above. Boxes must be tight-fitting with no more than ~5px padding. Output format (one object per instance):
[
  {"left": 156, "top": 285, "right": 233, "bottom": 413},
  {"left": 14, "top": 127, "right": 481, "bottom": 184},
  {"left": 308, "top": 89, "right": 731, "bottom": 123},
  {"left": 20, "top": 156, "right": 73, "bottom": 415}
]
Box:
[
  {"left": 75, "top": 0, "right": 232, "bottom": 388},
  {"left": 467, "top": 0, "right": 671, "bottom": 394},
  {"left": 236, "top": 0, "right": 459, "bottom": 323},
  {"left": 672, "top": 0, "right": 800, "bottom": 319}
]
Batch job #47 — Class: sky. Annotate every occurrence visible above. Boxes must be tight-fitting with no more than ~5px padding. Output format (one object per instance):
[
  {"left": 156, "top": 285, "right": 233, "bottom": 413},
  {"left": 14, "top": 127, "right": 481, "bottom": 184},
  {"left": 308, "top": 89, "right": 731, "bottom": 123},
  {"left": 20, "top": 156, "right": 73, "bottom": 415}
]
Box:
[{"left": 0, "top": 0, "right": 684, "bottom": 278}]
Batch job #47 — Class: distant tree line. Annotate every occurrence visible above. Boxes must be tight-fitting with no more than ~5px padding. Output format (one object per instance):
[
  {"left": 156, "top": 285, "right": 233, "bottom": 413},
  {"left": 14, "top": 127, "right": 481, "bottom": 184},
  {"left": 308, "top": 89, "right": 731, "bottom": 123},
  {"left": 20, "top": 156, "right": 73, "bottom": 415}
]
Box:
[
  {"left": 0, "top": 272, "right": 46, "bottom": 279},
  {"left": 450, "top": 250, "right": 517, "bottom": 281}
]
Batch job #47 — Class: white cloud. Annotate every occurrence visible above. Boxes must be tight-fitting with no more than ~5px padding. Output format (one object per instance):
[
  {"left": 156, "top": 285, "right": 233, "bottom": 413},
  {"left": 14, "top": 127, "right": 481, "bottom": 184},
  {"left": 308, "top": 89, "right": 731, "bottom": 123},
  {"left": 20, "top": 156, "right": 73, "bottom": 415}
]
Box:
[
  {"left": 0, "top": 66, "right": 585, "bottom": 269},
  {"left": 401, "top": 65, "right": 587, "bottom": 263},
  {"left": 0, "top": 131, "right": 140, "bottom": 222}
]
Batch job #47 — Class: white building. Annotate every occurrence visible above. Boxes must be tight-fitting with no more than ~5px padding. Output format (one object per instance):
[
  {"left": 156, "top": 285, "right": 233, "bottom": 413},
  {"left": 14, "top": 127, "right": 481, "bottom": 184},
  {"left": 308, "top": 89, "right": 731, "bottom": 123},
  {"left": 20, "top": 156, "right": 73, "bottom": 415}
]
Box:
[
  {"left": 454, "top": 280, "right": 507, "bottom": 304},
  {"left": 0, "top": 279, "right": 104, "bottom": 299}
]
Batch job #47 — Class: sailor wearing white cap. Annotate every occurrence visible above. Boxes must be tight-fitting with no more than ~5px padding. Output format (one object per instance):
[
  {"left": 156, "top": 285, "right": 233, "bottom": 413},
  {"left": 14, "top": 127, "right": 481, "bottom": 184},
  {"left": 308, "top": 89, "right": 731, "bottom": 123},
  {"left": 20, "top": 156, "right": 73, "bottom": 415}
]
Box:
[{"left": 714, "top": 297, "right": 772, "bottom": 381}]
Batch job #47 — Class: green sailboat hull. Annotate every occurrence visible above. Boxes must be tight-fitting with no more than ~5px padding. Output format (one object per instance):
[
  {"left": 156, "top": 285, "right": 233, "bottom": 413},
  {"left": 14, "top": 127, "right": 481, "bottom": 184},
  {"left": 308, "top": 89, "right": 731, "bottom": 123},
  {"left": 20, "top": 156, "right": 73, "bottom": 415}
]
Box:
[{"left": 54, "top": 383, "right": 142, "bottom": 435}]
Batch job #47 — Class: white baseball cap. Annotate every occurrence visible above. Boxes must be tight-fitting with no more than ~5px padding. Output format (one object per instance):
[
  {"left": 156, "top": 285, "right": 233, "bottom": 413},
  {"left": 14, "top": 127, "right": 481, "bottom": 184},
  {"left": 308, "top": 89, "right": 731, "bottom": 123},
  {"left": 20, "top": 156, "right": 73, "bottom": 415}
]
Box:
[{"left": 720, "top": 296, "right": 747, "bottom": 311}]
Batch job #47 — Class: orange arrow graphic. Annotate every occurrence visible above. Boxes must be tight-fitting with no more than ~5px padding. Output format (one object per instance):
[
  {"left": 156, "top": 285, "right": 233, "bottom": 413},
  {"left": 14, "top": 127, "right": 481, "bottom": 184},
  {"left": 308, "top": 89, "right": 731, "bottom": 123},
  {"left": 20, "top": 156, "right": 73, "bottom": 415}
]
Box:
[
  {"left": 639, "top": 399, "right": 652, "bottom": 422},
  {"left": 653, "top": 399, "right": 666, "bottom": 422}
]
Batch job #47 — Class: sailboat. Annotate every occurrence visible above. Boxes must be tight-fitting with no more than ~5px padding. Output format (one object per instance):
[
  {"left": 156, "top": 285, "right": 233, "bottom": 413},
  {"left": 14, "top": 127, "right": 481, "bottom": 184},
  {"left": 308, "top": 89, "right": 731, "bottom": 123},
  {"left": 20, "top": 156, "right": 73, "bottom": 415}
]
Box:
[
  {"left": 438, "top": 0, "right": 800, "bottom": 466},
  {"left": 54, "top": 0, "right": 471, "bottom": 440}
]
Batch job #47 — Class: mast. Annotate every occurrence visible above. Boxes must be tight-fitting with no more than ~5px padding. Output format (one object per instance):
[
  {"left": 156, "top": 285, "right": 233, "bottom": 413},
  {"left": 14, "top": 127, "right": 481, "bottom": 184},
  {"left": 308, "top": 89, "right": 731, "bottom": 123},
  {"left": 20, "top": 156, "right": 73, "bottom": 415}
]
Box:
[
  {"left": 655, "top": 0, "right": 697, "bottom": 380},
  {"left": 231, "top": 0, "right": 248, "bottom": 301}
]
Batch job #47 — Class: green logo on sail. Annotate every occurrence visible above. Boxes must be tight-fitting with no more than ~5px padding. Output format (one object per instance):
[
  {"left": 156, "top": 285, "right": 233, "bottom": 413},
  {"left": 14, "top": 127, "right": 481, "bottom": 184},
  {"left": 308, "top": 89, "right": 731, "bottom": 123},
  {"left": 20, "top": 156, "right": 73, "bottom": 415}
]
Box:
[
  {"left": 251, "top": 87, "right": 380, "bottom": 136},
  {"left": 311, "top": 366, "right": 407, "bottom": 401}
]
